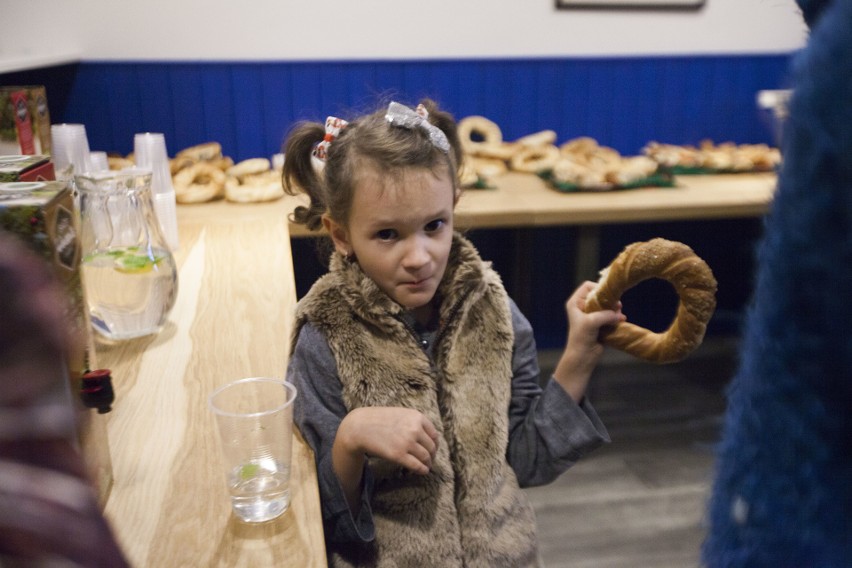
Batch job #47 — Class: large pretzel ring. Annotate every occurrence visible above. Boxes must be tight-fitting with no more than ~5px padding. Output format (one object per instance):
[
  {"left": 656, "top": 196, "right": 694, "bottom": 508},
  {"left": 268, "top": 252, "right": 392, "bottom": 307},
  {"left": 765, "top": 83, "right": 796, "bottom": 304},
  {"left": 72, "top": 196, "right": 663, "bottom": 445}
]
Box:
[{"left": 585, "top": 238, "right": 717, "bottom": 364}]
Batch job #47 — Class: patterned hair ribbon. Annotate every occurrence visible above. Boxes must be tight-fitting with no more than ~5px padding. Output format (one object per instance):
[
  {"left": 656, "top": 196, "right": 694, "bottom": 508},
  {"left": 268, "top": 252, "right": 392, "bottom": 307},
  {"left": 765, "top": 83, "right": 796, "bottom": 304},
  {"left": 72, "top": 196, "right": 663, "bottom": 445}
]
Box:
[
  {"left": 385, "top": 101, "right": 450, "bottom": 154},
  {"left": 311, "top": 116, "right": 349, "bottom": 171}
]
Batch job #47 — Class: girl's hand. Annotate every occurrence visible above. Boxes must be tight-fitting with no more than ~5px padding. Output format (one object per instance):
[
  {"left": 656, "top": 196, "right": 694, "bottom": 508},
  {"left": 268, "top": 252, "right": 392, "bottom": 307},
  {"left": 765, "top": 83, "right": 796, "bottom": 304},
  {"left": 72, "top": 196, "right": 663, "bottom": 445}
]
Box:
[
  {"left": 338, "top": 406, "right": 439, "bottom": 475},
  {"left": 553, "top": 281, "right": 626, "bottom": 401},
  {"left": 566, "top": 281, "right": 625, "bottom": 355}
]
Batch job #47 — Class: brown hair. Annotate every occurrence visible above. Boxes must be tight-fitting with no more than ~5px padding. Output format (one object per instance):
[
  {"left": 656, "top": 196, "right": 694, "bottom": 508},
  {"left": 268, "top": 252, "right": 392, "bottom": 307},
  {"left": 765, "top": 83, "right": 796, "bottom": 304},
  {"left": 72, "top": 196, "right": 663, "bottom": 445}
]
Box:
[{"left": 282, "top": 99, "right": 462, "bottom": 232}]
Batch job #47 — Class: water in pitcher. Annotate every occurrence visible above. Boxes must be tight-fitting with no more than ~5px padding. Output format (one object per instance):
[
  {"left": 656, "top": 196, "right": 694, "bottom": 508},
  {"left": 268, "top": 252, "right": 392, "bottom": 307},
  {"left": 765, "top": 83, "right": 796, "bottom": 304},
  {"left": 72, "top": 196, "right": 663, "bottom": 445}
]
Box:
[
  {"left": 82, "top": 245, "right": 177, "bottom": 340},
  {"left": 76, "top": 169, "right": 178, "bottom": 341}
]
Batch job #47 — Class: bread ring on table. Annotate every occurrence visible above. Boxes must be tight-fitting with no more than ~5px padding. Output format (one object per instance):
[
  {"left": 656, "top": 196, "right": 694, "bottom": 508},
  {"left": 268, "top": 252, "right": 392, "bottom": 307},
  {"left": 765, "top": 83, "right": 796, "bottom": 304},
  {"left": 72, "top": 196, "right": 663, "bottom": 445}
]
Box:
[
  {"left": 469, "top": 156, "right": 508, "bottom": 178},
  {"left": 515, "top": 129, "right": 557, "bottom": 148},
  {"left": 473, "top": 142, "right": 518, "bottom": 161},
  {"left": 176, "top": 142, "right": 222, "bottom": 162},
  {"left": 108, "top": 156, "right": 134, "bottom": 171},
  {"left": 585, "top": 238, "right": 717, "bottom": 364},
  {"left": 604, "top": 156, "right": 659, "bottom": 186},
  {"left": 552, "top": 158, "right": 612, "bottom": 190},
  {"left": 173, "top": 162, "right": 226, "bottom": 204},
  {"left": 458, "top": 160, "right": 480, "bottom": 187},
  {"left": 224, "top": 170, "right": 284, "bottom": 203},
  {"left": 509, "top": 144, "right": 560, "bottom": 173},
  {"left": 560, "top": 136, "right": 599, "bottom": 156},
  {"left": 458, "top": 116, "right": 504, "bottom": 156},
  {"left": 210, "top": 156, "right": 234, "bottom": 171},
  {"left": 227, "top": 158, "right": 271, "bottom": 179},
  {"left": 170, "top": 155, "right": 196, "bottom": 175}
]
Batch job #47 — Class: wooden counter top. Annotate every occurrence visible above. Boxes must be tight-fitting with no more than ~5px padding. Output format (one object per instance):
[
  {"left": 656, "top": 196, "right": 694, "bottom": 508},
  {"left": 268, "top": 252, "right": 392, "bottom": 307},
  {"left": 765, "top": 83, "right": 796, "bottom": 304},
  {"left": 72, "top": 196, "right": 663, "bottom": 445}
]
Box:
[
  {"left": 454, "top": 171, "right": 777, "bottom": 228},
  {"left": 284, "top": 171, "right": 777, "bottom": 237},
  {"left": 97, "top": 200, "right": 326, "bottom": 567}
]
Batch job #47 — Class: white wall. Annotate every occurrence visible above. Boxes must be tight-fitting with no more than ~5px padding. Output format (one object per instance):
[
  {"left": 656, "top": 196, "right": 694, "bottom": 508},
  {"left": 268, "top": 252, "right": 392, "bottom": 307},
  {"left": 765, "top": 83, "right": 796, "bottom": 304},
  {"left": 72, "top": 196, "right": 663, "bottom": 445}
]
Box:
[{"left": 2, "top": 0, "right": 807, "bottom": 63}]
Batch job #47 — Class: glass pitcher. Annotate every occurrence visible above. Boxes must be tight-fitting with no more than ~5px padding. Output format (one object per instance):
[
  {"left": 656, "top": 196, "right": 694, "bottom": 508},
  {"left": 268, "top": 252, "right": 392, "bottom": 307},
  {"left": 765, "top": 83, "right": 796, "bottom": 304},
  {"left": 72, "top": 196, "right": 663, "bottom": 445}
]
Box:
[{"left": 75, "top": 169, "right": 178, "bottom": 340}]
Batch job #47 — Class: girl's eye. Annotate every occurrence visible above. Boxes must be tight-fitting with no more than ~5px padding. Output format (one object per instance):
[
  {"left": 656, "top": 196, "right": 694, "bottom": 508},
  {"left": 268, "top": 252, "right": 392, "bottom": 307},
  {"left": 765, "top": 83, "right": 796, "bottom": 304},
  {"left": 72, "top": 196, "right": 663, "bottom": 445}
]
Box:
[
  {"left": 425, "top": 219, "right": 445, "bottom": 232},
  {"left": 376, "top": 229, "right": 397, "bottom": 241}
]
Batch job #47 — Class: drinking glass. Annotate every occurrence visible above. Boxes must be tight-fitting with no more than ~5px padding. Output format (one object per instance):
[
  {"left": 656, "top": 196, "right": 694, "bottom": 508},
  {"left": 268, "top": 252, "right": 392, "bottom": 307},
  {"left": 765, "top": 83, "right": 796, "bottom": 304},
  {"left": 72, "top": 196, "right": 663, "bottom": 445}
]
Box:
[{"left": 209, "top": 378, "right": 297, "bottom": 523}]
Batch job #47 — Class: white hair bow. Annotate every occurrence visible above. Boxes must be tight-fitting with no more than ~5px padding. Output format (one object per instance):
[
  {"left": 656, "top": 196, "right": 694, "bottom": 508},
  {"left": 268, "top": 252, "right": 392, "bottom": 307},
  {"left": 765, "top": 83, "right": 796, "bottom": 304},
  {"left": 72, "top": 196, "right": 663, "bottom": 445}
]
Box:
[
  {"left": 385, "top": 101, "right": 450, "bottom": 154},
  {"left": 311, "top": 115, "right": 349, "bottom": 172}
]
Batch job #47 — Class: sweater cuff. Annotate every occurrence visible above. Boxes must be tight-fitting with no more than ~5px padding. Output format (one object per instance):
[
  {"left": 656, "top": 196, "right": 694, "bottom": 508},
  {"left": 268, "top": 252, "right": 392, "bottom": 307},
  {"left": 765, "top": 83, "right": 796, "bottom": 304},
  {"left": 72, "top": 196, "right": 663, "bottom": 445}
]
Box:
[
  {"left": 319, "top": 455, "right": 376, "bottom": 543},
  {"left": 541, "top": 378, "right": 611, "bottom": 458}
]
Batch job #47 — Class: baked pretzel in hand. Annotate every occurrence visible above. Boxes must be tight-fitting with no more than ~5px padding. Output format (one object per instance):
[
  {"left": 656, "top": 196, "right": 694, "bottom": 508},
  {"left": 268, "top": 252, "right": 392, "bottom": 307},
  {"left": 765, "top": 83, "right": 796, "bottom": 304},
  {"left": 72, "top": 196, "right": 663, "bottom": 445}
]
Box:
[{"left": 584, "top": 238, "right": 717, "bottom": 364}]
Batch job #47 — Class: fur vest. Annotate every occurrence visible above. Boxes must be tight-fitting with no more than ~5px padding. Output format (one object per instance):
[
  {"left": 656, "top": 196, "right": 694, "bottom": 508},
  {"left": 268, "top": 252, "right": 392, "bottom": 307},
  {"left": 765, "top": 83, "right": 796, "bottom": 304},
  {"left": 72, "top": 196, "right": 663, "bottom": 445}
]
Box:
[{"left": 293, "top": 234, "right": 538, "bottom": 567}]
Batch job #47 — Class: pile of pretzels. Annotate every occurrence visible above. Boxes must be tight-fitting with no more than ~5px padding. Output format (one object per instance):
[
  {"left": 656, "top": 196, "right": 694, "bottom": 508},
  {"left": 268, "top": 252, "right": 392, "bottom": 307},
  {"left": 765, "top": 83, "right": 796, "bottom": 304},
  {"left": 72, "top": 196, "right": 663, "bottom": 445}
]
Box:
[
  {"left": 105, "top": 142, "right": 285, "bottom": 204},
  {"left": 170, "top": 142, "right": 284, "bottom": 204},
  {"left": 456, "top": 116, "right": 661, "bottom": 190},
  {"left": 642, "top": 140, "right": 781, "bottom": 172}
]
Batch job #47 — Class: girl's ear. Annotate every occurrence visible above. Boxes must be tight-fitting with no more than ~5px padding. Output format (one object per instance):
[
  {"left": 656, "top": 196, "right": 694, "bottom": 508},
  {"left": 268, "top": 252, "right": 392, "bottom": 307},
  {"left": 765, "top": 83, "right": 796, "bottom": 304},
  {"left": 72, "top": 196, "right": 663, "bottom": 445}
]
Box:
[{"left": 322, "top": 214, "right": 352, "bottom": 257}]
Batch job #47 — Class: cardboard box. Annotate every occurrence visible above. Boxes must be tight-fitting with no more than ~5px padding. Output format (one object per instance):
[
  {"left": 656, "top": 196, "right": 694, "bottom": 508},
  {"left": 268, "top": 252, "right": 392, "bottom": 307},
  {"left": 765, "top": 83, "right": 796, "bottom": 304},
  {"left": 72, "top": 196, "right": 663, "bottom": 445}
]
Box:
[
  {"left": 0, "top": 154, "right": 56, "bottom": 182},
  {"left": 0, "top": 86, "right": 52, "bottom": 156},
  {"left": 0, "top": 181, "right": 113, "bottom": 507}
]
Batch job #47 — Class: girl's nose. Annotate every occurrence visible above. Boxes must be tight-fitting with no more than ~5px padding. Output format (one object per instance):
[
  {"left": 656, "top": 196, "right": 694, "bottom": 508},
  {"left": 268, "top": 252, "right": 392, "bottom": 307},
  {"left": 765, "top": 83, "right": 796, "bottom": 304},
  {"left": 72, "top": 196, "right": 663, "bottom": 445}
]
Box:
[{"left": 401, "top": 236, "right": 430, "bottom": 269}]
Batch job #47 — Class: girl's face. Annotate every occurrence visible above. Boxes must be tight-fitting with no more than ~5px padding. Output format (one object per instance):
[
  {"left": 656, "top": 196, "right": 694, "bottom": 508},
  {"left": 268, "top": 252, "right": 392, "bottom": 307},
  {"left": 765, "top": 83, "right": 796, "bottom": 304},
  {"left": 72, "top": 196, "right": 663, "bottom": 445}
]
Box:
[{"left": 324, "top": 166, "right": 457, "bottom": 323}]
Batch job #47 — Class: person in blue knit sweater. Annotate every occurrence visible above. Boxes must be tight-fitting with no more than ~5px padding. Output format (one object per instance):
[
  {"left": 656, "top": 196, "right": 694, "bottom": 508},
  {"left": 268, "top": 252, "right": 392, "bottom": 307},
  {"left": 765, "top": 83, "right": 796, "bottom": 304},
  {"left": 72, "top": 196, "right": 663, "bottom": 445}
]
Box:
[{"left": 703, "top": 1, "right": 852, "bottom": 566}]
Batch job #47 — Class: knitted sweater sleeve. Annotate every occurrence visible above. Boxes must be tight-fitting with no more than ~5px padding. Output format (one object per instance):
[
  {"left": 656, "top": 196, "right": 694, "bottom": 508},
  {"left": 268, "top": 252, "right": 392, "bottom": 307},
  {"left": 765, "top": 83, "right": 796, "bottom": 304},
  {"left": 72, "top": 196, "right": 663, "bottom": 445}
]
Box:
[
  {"left": 505, "top": 299, "right": 611, "bottom": 487},
  {"left": 288, "top": 323, "right": 376, "bottom": 545}
]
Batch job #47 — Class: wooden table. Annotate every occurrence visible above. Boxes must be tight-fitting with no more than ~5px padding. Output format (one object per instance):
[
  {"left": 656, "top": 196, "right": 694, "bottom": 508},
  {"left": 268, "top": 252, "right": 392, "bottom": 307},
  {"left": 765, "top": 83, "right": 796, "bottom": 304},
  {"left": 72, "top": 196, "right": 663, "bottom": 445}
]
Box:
[
  {"left": 96, "top": 201, "right": 326, "bottom": 567},
  {"left": 455, "top": 171, "right": 777, "bottom": 283},
  {"left": 286, "top": 170, "right": 776, "bottom": 235},
  {"left": 288, "top": 170, "right": 777, "bottom": 283}
]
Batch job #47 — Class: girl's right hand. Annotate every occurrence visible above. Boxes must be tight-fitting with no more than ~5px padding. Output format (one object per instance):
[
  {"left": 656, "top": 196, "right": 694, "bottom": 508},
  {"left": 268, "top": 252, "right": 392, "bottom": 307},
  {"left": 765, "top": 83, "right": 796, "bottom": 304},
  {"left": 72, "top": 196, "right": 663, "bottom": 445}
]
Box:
[{"left": 338, "top": 407, "right": 439, "bottom": 475}]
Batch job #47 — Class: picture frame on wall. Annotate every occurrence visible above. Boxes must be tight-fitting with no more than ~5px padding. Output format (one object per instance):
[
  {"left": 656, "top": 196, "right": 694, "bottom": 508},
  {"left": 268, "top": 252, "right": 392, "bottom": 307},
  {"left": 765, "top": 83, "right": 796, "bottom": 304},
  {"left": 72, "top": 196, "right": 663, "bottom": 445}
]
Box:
[{"left": 556, "top": 0, "right": 705, "bottom": 8}]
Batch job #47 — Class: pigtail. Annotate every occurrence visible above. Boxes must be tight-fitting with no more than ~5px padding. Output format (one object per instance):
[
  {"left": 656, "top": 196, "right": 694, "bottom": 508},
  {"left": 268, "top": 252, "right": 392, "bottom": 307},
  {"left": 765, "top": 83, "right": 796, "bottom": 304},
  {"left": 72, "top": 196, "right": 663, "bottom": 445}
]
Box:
[{"left": 282, "top": 122, "right": 327, "bottom": 231}]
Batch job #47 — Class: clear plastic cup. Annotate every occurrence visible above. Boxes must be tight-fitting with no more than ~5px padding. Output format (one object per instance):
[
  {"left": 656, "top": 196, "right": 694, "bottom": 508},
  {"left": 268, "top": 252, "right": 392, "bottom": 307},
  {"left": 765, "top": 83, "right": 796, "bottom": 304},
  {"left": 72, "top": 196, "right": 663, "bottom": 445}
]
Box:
[
  {"left": 89, "top": 151, "right": 109, "bottom": 172},
  {"left": 51, "top": 123, "right": 92, "bottom": 180},
  {"left": 134, "top": 133, "right": 179, "bottom": 251},
  {"left": 209, "top": 378, "right": 297, "bottom": 523},
  {"left": 271, "top": 152, "right": 285, "bottom": 171}
]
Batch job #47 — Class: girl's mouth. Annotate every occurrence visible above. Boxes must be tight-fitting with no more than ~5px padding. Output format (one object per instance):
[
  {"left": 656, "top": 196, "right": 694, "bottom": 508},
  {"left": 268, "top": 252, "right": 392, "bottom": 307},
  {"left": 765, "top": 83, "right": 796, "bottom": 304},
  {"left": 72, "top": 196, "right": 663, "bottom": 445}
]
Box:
[{"left": 404, "top": 277, "right": 430, "bottom": 288}]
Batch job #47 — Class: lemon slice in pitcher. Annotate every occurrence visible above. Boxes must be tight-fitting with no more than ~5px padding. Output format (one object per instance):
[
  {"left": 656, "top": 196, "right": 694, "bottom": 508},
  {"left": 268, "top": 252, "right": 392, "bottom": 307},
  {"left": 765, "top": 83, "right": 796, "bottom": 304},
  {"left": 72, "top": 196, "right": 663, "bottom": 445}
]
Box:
[{"left": 114, "top": 252, "right": 161, "bottom": 274}]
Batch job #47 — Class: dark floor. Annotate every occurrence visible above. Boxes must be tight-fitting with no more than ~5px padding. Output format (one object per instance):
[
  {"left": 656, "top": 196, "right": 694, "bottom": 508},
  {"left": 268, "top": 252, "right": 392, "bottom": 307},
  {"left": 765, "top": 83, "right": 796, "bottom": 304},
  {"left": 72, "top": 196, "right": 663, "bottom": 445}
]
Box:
[{"left": 526, "top": 335, "right": 740, "bottom": 568}]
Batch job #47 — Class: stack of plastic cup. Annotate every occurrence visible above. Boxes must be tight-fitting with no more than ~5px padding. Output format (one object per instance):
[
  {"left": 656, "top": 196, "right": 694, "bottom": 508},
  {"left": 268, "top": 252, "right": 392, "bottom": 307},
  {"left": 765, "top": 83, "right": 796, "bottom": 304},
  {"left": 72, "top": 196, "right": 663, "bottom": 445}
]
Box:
[
  {"left": 89, "top": 151, "right": 109, "bottom": 172},
  {"left": 133, "top": 133, "right": 179, "bottom": 251},
  {"left": 51, "top": 124, "right": 93, "bottom": 181},
  {"left": 271, "top": 153, "right": 285, "bottom": 171}
]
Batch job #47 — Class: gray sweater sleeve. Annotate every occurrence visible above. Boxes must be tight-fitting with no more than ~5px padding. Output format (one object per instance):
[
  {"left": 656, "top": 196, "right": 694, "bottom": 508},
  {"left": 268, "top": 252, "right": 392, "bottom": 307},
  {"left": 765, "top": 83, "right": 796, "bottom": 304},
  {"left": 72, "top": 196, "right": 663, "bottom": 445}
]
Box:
[
  {"left": 288, "top": 323, "right": 376, "bottom": 545},
  {"left": 288, "top": 300, "right": 610, "bottom": 544},
  {"left": 505, "top": 299, "right": 611, "bottom": 487}
]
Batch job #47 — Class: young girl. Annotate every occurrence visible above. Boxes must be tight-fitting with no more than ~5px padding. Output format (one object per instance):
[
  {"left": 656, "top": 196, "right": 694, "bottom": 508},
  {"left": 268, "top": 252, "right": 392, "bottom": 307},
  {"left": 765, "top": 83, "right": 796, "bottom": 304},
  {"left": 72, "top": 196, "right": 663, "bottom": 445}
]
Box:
[{"left": 283, "top": 99, "right": 625, "bottom": 567}]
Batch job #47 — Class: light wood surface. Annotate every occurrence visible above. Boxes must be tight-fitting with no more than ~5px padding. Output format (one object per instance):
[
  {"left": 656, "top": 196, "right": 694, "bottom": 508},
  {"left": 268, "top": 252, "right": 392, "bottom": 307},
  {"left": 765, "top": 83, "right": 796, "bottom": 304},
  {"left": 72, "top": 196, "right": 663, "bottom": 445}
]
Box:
[
  {"left": 97, "top": 201, "right": 326, "bottom": 567},
  {"left": 285, "top": 171, "right": 777, "bottom": 237},
  {"left": 462, "top": 170, "right": 776, "bottom": 227}
]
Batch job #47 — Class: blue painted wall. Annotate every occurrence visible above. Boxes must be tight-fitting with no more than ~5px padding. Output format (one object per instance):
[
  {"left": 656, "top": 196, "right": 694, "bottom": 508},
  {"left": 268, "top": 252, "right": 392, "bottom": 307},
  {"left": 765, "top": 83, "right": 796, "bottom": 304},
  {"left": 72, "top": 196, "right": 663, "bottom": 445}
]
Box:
[
  {"left": 2, "top": 54, "right": 793, "bottom": 348},
  {"left": 4, "top": 54, "right": 793, "bottom": 159}
]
